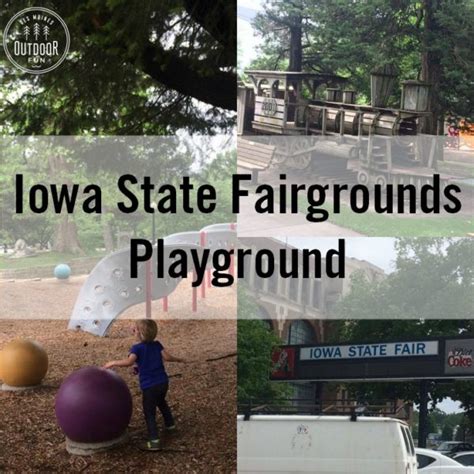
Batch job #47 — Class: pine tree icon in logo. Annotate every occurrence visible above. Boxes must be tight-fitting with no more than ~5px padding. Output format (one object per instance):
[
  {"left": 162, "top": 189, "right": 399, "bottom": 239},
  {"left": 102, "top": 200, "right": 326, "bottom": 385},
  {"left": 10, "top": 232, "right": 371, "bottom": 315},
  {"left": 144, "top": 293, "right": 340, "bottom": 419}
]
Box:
[
  {"left": 43, "top": 25, "right": 50, "bottom": 39},
  {"left": 33, "top": 23, "right": 40, "bottom": 40},
  {"left": 23, "top": 25, "right": 30, "bottom": 39}
]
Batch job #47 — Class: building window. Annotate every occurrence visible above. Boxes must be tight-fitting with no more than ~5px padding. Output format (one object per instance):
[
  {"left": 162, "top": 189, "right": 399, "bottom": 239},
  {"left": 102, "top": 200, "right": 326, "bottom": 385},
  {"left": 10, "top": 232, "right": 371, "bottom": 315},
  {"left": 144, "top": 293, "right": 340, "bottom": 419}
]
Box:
[
  {"left": 302, "top": 279, "right": 311, "bottom": 306},
  {"left": 312, "top": 280, "right": 321, "bottom": 309},
  {"left": 243, "top": 257, "right": 252, "bottom": 284},
  {"left": 255, "top": 275, "right": 264, "bottom": 292},
  {"left": 268, "top": 271, "right": 278, "bottom": 294},
  {"left": 287, "top": 320, "right": 316, "bottom": 345},
  {"left": 289, "top": 277, "right": 299, "bottom": 302},
  {"left": 291, "top": 382, "right": 316, "bottom": 410}
]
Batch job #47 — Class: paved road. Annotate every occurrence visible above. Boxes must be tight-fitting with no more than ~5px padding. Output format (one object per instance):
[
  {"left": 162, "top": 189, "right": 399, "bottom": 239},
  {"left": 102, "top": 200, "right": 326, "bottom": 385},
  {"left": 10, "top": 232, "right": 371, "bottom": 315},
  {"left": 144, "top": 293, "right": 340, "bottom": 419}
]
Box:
[
  {"left": 444, "top": 149, "right": 474, "bottom": 163},
  {"left": 237, "top": 192, "right": 363, "bottom": 237}
]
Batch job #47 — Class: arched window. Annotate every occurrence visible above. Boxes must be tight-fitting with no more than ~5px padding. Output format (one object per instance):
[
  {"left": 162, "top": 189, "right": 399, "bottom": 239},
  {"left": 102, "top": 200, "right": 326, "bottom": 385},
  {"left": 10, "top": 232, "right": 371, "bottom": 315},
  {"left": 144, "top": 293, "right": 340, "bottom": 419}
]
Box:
[
  {"left": 287, "top": 320, "right": 316, "bottom": 345},
  {"left": 257, "top": 79, "right": 269, "bottom": 97},
  {"left": 286, "top": 320, "right": 318, "bottom": 409}
]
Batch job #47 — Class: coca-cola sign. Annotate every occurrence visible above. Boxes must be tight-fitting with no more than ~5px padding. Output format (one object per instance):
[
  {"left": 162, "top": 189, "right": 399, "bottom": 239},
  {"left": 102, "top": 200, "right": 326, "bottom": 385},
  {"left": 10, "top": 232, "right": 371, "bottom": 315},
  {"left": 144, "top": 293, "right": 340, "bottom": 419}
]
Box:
[{"left": 445, "top": 339, "right": 474, "bottom": 375}]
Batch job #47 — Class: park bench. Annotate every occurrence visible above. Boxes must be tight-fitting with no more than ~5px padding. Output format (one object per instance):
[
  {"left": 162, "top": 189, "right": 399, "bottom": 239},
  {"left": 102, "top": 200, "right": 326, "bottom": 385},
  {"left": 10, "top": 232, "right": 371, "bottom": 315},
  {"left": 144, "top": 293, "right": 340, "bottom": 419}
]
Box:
[{"left": 237, "top": 137, "right": 276, "bottom": 184}]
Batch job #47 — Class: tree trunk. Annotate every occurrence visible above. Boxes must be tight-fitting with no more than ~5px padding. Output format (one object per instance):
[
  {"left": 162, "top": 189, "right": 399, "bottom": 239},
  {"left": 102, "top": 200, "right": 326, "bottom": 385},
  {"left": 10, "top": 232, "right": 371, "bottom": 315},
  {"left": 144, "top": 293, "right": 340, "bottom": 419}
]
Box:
[
  {"left": 420, "top": 0, "right": 443, "bottom": 135},
  {"left": 48, "top": 153, "right": 85, "bottom": 256},
  {"left": 53, "top": 216, "right": 85, "bottom": 255},
  {"left": 102, "top": 214, "right": 115, "bottom": 253},
  {"left": 288, "top": 15, "right": 303, "bottom": 72}
]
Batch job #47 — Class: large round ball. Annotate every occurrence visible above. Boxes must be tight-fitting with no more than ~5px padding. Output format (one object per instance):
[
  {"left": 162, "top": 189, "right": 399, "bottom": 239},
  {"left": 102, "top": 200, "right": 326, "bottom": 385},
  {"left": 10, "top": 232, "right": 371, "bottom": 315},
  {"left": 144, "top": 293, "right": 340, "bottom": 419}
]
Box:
[
  {"left": 54, "top": 263, "right": 71, "bottom": 280},
  {"left": 0, "top": 339, "right": 48, "bottom": 387},
  {"left": 55, "top": 367, "right": 133, "bottom": 443}
]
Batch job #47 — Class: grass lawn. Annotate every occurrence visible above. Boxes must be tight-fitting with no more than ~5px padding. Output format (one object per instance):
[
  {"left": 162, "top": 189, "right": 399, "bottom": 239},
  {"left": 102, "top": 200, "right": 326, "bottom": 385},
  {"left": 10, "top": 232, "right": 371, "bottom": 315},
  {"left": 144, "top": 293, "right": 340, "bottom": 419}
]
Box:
[
  {"left": 245, "top": 182, "right": 472, "bottom": 236},
  {"left": 0, "top": 250, "right": 105, "bottom": 270},
  {"left": 322, "top": 202, "right": 473, "bottom": 236},
  {"left": 439, "top": 158, "right": 474, "bottom": 178}
]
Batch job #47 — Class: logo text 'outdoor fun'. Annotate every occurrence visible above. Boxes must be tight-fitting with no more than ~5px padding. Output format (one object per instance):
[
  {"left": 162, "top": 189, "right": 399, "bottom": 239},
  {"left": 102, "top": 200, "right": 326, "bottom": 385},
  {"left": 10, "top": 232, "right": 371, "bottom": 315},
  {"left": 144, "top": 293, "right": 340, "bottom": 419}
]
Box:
[{"left": 3, "top": 7, "right": 70, "bottom": 74}]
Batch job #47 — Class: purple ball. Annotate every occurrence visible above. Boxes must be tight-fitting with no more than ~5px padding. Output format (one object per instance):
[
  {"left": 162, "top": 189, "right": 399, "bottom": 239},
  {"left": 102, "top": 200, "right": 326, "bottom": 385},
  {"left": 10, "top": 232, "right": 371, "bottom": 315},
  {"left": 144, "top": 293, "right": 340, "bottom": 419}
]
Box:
[{"left": 55, "top": 366, "right": 133, "bottom": 443}]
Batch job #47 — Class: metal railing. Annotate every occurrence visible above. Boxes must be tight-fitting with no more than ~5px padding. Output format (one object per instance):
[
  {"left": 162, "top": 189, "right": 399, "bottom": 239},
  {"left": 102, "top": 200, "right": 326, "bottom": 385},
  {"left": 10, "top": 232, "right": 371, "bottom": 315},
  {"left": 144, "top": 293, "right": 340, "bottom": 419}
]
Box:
[{"left": 238, "top": 398, "right": 410, "bottom": 420}]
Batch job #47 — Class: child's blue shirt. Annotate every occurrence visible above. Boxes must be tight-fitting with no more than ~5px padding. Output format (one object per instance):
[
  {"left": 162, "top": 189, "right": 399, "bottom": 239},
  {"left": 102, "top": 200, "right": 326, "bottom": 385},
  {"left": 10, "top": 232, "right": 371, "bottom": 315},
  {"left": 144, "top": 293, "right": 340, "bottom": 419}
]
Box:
[{"left": 130, "top": 340, "right": 169, "bottom": 390}]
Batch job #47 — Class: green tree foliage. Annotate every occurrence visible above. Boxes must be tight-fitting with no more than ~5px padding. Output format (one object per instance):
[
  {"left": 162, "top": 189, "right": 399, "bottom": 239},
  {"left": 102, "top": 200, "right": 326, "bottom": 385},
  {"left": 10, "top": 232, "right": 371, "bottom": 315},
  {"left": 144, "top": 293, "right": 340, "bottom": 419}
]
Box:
[
  {"left": 0, "top": 2, "right": 236, "bottom": 252},
  {"left": 334, "top": 238, "right": 473, "bottom": 320},
  {"left": 237, "top": 285, "right": 292, "bottom": 403},
  {"left": 329, "top": 238, "right": 474, "bottom": 426},
  {"left": 251, "top": 0, "right": 474, "bottom": 122},
  {"left": 0, "top": 138, "right": 235, "bottom": 251},
  {"left": 0, "top": 0, "right": 236, "bottom": 135},
  {"left": 455, "top": 415, "right": 473, "bottom": 441},
  {"left": 412, "top": 409, "right": 463, "bottom": 439},
  {"left": 441, "top": 424, "right": 455, "bottom": 441}
]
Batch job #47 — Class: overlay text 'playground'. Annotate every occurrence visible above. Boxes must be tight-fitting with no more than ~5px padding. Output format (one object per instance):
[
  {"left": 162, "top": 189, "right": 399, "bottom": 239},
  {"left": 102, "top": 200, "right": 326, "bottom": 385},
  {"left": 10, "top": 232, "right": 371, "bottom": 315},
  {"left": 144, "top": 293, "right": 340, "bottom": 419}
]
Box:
[{"left": 130, "top": 238, "right": 346, "bottom": 287}]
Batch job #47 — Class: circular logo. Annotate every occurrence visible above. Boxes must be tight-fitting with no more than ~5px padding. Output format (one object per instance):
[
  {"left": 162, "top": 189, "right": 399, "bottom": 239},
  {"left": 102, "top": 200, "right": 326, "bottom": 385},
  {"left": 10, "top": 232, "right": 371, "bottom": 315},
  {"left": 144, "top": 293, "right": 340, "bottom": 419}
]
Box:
[
  {"left": 262, "top": 97, "right": 278, "bottom": 117},
  {"left": 3, "top": 7, "right": 70, "bottom": 74}
]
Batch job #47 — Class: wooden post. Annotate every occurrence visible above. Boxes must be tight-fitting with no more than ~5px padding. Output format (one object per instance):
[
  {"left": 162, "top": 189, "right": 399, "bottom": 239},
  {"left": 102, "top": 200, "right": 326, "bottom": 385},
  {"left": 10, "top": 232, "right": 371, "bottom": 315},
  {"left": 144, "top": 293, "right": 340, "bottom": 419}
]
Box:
[{"left": 322, "top": 108, "right": 327, "bottom": 135}]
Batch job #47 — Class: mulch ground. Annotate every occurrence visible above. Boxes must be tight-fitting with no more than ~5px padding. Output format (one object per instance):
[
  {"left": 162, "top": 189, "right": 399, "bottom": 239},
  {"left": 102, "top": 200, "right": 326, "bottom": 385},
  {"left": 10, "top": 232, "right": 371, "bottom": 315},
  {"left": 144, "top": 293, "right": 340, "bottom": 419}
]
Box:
[{"left": 0, "top": 278, "right": 236, "bottom": 473}]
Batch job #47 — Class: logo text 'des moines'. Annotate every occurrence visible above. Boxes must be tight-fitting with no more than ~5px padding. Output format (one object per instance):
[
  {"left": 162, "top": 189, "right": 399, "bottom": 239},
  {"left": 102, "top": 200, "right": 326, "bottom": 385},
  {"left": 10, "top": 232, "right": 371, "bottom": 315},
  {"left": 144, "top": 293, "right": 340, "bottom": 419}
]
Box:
[{"left": 3, "top": 7, "right": 70, "bottom": 74}]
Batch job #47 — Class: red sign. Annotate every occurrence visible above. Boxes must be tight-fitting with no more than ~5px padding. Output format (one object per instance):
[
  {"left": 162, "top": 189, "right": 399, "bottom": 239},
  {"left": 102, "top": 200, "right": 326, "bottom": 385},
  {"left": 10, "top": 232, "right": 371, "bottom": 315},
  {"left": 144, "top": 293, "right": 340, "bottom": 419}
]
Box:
[
  {"left": 272, "top": 347, "right": 296, "bottom": 379},
  {"left": 447, "top": 351, "right": 473, "bottom": 368}
]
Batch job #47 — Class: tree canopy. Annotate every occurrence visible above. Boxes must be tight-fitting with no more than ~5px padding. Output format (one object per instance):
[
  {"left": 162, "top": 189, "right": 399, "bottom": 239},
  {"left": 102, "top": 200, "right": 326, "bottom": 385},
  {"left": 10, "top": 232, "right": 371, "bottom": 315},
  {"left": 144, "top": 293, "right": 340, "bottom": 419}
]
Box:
[
  {"left": 0, "top": 0, "right": 236, "bottom": 135},
  {"left": 251, "top": 0, "right": 474, "bottom": 130},
  {"left": 0, "top": 137, "right": 235, "bottom": 253},
  {"left": 335, "top": 238, "right": 473, "bottom": 320},
  {"left": 329, "top": 238, "right": 474, "bottom": 418},
  {"left": 237, "top": 285, "right": 291, "bottom": 403}
]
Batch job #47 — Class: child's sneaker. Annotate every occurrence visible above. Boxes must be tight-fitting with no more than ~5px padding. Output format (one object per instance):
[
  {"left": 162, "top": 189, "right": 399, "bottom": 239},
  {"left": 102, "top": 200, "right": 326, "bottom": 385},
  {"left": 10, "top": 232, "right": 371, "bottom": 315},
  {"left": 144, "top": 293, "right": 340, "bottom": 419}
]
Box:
[
  {"left": 139, "top": 439, "right": 161, "bottom": 451},
  {"left": 165, "top": 424, "right": 176, "bottom": 431}
]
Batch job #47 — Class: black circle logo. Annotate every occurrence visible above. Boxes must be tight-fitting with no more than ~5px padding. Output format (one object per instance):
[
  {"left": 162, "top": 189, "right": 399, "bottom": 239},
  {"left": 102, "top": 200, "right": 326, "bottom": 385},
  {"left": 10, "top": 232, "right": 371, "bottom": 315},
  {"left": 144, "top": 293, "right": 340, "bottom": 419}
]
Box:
[{"left": 3, "top": 7, "right": 70, "bottom": 74}]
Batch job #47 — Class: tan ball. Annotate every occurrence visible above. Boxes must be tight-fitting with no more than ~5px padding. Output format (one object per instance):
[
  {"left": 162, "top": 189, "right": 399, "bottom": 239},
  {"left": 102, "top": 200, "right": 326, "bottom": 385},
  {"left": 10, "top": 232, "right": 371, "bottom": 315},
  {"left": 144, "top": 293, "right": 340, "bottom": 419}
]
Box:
[{"left": 0, "top": 339, "right": 48, "bottom": 387}]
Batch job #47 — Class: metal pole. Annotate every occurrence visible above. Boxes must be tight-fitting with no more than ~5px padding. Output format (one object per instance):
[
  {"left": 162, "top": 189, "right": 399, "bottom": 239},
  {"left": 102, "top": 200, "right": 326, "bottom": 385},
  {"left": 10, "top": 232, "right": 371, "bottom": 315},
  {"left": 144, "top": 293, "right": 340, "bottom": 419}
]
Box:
[
  {"left": 192, "top": 270, "right": 198, "bottom": 312},
  {"left": 314, "top": 382, "right": 324, "bottom": 415},
  {"left": 418, "top": 380, "right": 429, "bottom": 448},
  {"left": 145, "top": 259, "right": 152, "bottom": 319},
  {"left": 200, "top": 231, "right": 206, "bottom": 298},
  {"left": 146, "top": 206, "right": 156, "bottom": 319}
]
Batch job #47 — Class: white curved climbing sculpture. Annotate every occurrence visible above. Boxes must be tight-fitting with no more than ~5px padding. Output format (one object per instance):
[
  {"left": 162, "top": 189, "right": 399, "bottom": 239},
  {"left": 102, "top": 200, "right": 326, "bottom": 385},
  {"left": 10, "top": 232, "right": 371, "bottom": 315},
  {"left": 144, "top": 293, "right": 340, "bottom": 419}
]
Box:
[{"left": 69, "top": 224, "right": 236, "bottom": 336}]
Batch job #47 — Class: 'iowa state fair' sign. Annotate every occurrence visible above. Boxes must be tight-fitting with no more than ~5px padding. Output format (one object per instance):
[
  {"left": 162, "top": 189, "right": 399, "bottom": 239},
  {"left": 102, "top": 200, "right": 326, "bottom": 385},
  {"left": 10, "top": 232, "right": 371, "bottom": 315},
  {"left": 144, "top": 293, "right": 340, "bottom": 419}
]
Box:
[{"left": 300, "top": 341, "right": 439, "bottom": 361}]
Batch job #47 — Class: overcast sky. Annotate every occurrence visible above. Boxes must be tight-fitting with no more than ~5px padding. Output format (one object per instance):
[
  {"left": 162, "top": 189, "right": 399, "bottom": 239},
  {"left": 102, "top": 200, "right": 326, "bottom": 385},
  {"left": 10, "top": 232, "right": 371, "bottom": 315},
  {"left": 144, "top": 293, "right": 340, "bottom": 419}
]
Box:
[
  {"left": 285, "top": 237, "right": 398, "bottom": 273},
  {"left": 237, "top": 0, "right": 263, "bottom": 70}
]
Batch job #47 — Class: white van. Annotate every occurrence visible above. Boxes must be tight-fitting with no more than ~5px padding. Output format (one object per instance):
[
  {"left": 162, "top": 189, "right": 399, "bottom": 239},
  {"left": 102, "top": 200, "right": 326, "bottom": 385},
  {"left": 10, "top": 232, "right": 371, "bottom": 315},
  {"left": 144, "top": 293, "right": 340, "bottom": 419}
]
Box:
[{"left": 237, "top": 414, "right": 418, "bottom": 474}]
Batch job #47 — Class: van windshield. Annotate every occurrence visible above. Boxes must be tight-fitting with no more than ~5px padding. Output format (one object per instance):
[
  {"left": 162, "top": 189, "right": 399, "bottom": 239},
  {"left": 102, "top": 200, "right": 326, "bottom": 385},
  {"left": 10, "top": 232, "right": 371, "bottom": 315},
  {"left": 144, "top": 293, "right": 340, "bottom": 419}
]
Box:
[{"left": 401, "top": 425, "right": 415, "bottom": 456}]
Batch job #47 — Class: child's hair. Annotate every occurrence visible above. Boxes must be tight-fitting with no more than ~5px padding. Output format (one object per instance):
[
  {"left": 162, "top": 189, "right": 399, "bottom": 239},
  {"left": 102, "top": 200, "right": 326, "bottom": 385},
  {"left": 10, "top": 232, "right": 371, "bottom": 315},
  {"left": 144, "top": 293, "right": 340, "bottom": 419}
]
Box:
[{"left": 135, "top": 319, "right": 157, "bottom": 342}]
